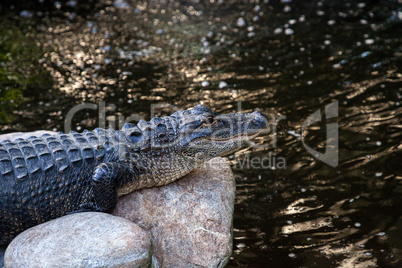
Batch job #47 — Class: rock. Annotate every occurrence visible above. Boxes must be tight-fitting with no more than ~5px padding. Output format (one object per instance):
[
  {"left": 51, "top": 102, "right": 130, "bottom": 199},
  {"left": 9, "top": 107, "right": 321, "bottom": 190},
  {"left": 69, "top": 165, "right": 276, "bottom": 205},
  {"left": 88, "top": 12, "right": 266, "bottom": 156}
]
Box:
[
  {"left": 0, "top": 131, "right": 56, "bottom": 142},
  {"left": 114, "top": 157, "right": 236, "bottom": 267},
  {"left": 4, "top": 213, "right": 152, "bottom": 268}
]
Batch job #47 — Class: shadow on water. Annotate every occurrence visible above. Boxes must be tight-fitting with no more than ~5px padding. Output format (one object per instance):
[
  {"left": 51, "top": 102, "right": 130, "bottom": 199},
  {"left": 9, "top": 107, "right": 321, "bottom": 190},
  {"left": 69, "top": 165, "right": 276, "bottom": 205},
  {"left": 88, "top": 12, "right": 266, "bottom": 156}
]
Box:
[{"left": 0, "top": 0, "right": 401, "bottom": 267}]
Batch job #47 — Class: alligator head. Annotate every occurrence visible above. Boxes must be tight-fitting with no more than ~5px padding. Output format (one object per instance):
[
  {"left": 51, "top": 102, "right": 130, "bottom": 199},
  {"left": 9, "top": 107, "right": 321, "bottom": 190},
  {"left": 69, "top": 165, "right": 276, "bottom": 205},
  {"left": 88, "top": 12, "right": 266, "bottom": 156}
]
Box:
[
  {"left": 172, "top": 105, "right": 269, "bottom": 161},
  {"left": 120, "top": 104, "right": 269, "bottom": 189}
]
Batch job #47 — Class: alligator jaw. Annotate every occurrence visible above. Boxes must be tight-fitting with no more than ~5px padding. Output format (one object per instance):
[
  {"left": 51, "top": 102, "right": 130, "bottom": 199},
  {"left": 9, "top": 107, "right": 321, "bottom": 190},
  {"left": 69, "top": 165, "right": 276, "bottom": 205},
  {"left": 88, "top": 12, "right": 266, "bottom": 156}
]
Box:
[{"left": 202, "top": 129, "right": 265, "bottom": 143}]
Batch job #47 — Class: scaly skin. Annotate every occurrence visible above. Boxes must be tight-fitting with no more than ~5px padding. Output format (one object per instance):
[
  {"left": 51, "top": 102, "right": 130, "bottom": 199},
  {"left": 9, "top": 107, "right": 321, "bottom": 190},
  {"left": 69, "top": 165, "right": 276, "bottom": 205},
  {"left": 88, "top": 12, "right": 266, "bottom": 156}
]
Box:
[{"left": 0, "top": 105, "right": 268, "bottom": 245}]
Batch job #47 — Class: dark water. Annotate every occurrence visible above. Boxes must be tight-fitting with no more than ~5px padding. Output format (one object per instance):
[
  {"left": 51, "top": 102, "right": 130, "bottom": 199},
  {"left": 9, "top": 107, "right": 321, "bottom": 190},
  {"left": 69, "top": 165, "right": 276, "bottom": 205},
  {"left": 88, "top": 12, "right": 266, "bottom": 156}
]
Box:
[{"left": 1, "top": 0, "right": 401, "bottom": 267}]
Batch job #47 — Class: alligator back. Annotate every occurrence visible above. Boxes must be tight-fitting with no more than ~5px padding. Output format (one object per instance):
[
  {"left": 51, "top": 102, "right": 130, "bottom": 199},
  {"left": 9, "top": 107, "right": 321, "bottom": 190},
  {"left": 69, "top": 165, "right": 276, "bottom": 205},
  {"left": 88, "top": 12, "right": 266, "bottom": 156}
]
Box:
[{"left": 0, "top": 129, "right": 120, "bottom": 244}]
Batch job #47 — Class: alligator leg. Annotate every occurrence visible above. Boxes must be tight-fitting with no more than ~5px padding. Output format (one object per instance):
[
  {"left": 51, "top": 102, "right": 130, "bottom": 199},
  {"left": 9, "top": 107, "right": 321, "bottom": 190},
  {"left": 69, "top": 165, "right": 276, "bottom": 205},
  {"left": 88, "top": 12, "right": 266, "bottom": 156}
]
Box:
[{"left": 70, "top": 162, "right": 135, "bottom": 214}]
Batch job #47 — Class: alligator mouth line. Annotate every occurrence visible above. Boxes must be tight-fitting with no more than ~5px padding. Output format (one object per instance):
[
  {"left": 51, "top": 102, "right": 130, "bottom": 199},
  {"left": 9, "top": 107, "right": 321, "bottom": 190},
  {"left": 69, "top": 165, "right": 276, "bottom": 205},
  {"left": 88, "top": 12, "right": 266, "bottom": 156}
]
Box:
[{"left": 204, "top": 129, "right": 266, "bottom": 143}]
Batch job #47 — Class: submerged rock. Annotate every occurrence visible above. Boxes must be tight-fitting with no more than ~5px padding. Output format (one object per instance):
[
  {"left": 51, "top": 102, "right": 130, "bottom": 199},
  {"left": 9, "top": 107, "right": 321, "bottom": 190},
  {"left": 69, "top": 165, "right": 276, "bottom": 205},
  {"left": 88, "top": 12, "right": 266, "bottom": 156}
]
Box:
[
  {"left": 114, "top": 157, "right": 236, "bottom": 267},
  {"left": 4, "top": 213, "right": 152, "bottom": 268}
]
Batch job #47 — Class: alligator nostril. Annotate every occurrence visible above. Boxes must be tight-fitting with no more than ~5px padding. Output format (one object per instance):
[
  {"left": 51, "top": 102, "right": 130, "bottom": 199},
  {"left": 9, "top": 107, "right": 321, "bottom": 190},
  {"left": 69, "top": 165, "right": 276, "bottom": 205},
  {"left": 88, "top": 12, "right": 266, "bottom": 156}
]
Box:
[{"left": 252, "top": 111, "right": 269, "bottom": 127}]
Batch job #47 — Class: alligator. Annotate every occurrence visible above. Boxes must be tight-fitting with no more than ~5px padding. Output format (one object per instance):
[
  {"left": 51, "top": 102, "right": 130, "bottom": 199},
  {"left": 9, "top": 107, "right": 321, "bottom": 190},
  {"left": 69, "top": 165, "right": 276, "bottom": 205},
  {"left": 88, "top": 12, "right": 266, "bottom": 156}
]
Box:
[{"left": 0, "top": 105, "right": 268, "bottom": 245}]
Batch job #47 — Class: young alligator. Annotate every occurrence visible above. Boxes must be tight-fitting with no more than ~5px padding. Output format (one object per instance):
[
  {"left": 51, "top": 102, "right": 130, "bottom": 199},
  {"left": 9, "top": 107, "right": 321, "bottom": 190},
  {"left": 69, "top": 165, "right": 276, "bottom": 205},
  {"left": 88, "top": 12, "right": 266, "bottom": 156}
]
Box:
[{"left": 0, "top": 105, "right": 268, "bottom": 245}]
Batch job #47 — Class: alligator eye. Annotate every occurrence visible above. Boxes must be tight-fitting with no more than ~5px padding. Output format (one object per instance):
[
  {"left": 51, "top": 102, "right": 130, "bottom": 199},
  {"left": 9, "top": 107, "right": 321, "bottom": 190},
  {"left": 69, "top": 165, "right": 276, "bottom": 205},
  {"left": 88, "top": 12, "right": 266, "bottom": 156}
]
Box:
[
  {"left": 201, "top": 116, "right": 218, "bottom": 127},
  {"left": 128, "top": 130, "right": 142, "bottom": 143},
  {"left": 129, "top": 131, "right": 142, "bottom": 137}
]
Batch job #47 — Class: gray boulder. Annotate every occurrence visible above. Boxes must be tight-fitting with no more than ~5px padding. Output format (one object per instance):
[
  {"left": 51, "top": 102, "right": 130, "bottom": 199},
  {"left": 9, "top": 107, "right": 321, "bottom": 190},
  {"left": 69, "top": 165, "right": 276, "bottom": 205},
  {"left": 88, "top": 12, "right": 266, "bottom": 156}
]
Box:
[
  {"left": 4, "top": 212, "right": 152, "bottom": 268},
  {"left": 114, "top": 157, "right": 236, "bottom": 267}
]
